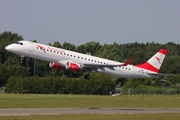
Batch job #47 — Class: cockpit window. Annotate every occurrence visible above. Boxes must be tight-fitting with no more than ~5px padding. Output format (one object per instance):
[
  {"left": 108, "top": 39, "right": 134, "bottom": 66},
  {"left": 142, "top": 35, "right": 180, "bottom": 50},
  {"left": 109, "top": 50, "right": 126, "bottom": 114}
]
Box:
[{"left": 15, "top": 42, "right": 23, "bottom": 45}]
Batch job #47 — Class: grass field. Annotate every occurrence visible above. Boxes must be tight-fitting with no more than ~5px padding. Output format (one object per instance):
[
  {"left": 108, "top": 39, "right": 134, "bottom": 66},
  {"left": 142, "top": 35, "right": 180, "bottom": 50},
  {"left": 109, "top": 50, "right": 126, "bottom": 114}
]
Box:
[
  {"left": 1, "top": 114, "right": 180, "bottom": 120},
  {"left": 0, "top": 94, "right": 180, "bottom": 120},
  {"left": 0, "top": 94, "right": 180, "bottom": 108}
]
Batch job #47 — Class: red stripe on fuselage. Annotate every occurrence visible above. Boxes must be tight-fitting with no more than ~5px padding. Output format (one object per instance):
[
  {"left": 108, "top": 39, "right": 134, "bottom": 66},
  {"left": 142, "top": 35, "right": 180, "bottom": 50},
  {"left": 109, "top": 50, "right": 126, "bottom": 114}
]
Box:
[{"left": 135, "top": 62, "right": 159, "bottom": 73}]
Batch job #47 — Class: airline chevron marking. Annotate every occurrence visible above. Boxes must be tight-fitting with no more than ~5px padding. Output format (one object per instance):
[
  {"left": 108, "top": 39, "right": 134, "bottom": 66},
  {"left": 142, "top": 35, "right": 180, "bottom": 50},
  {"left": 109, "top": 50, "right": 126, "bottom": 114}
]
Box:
[
  {"left": 155, "top": 56, "right": 161, "bottom": 64},
  {"left": 36, "top": 45, "right": 46, "bottom": 53}
]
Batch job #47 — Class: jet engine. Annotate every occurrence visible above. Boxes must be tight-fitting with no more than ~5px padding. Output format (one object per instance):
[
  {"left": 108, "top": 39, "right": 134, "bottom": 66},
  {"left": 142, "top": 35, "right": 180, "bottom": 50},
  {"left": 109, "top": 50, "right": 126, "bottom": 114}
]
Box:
[
  {"left": 66, "top": 61, "right": 82, "bottom": 72},
  {"left": 49, "top": 62, "right": 64, "bottom": 70}
]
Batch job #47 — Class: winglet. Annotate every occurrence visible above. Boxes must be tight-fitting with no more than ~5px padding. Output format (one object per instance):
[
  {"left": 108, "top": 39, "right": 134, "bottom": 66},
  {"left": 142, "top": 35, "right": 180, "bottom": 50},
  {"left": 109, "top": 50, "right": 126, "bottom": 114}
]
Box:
[{"left": 120, "top": 58, "right": 133, "bottom": 66}]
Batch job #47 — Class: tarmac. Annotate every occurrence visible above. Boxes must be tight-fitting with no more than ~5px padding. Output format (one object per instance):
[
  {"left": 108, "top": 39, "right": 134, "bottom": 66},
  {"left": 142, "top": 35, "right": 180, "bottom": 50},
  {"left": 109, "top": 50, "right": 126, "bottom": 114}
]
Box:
[{"left": 0, "top": 108, "right": 180, "bottom": 116}]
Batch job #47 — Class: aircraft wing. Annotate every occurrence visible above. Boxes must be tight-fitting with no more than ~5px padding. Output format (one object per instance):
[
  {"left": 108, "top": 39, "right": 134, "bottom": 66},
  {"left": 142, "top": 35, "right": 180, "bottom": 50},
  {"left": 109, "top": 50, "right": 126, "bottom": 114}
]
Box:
[
  {"left": 83, "top": 63, "right": 122, "bottom": 68},
  {"left": 82, "top": 58, "right": 133, "bottom": 68}
]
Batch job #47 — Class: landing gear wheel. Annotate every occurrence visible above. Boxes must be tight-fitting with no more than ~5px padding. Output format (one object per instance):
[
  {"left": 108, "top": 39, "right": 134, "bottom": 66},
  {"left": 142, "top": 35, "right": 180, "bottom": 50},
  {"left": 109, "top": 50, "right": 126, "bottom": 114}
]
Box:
[
  {"left": 74, "top": 73, "right": 80, "bottom": 78},
  {"left": 84, "top": 74, "right": 91, "bottom": 80}
]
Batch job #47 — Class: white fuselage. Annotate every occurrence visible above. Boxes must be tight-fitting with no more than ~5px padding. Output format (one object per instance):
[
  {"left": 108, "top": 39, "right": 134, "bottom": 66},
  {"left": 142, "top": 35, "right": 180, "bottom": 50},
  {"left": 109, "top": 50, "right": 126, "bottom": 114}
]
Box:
[{"left": 5, "top": 41, "right": 156, "bottom": 78}]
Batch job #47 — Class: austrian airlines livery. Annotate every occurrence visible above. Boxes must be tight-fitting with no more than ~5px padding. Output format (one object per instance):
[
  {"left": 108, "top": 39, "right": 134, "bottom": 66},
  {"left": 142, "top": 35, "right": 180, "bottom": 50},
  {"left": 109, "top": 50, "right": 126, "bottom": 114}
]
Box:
[{"left": 5, "top": 41, "right": 168, "bottom": 79}]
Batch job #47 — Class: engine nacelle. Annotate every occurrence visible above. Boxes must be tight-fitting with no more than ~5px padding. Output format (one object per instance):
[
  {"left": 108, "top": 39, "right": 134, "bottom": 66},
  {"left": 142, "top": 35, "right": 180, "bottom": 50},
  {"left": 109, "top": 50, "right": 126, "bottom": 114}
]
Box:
[
  {"left": 49, "top": 62, "right": 64, "bottom": 70},
  {"left": 66, "top": 61, "right": 82, "bottom": 72}
]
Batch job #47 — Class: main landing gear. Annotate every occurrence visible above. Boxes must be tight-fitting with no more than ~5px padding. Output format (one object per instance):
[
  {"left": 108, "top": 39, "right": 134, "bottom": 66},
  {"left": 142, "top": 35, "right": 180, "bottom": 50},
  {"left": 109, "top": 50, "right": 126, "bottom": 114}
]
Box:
[
  {"left": 84, "top": 74, "right": 91, "bottom": 80},
  {"left": 74, "top": 73, "right": 80, "bottom": 78}
]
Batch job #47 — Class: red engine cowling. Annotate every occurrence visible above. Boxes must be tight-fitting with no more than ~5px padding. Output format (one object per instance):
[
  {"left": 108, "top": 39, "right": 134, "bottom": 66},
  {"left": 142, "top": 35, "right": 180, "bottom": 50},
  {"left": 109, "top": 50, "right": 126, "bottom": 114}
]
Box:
[
  {"left": 49, "top": 62, "right": 64, "bottom": 70},
  {"left": 66, "top": 61, "right": 81, "bottom": 72}
]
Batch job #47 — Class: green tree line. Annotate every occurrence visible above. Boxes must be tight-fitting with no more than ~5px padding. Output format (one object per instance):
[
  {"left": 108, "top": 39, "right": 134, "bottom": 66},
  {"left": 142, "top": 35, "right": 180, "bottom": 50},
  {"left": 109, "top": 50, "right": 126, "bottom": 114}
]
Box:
[{"left": 5, "top": 75, "right": 114, "bottom": 95}]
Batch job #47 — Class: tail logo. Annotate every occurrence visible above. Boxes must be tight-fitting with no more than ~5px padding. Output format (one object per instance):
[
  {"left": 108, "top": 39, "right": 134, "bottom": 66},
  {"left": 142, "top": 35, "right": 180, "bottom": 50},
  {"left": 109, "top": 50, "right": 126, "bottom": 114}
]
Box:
[{"left": 155, "top": 56, "right": 161, "bottom": 64}]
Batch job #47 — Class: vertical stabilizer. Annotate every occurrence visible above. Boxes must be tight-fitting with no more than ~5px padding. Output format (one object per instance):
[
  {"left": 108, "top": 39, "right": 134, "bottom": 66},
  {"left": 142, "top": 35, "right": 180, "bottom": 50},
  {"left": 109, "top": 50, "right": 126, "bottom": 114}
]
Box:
[{"left": 135, "top": 49, "right": 168, "bottom": 73}]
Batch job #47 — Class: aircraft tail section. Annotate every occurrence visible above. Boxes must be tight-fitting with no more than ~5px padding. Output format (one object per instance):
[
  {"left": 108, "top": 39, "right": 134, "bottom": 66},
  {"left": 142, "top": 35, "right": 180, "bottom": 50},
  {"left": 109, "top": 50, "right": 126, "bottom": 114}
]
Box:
[{"left": 135, "top": 49, "right": 168, "bottom": 73}]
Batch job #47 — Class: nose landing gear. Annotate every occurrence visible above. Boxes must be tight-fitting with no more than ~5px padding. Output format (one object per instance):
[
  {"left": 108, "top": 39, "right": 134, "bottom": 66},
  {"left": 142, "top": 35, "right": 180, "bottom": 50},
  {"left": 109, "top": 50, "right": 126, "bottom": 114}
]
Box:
[{"left": 20, "top": 55, "right": 24, "bottom": 64}]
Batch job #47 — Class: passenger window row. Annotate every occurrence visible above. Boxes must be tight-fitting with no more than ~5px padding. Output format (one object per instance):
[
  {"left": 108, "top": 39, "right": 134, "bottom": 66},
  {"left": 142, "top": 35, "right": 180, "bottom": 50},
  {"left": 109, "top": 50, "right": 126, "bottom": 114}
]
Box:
[{"left": 36, "top": 47, "right": 130, "bottom": 70}]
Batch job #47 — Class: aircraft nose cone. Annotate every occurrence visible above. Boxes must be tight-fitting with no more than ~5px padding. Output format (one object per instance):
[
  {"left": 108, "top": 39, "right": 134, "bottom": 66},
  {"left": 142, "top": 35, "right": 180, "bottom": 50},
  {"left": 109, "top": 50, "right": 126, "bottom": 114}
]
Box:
[{"left": 5, "top": 45, "right": 12, "bottom": 51}]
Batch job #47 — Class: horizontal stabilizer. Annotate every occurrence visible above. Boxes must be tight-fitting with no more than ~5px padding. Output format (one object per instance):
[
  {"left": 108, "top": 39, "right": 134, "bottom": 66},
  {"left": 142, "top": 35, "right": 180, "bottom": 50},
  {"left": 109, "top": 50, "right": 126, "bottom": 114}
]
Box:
[{"left": 147, "top": 72, "right": 174, "bottom": 77}]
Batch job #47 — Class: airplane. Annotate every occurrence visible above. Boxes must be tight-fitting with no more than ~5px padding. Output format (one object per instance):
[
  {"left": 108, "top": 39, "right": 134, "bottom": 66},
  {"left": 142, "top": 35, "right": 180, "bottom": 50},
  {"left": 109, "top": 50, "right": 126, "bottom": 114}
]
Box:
[{"left": 5, "top": 40, "right": 168, "bottom": 79}]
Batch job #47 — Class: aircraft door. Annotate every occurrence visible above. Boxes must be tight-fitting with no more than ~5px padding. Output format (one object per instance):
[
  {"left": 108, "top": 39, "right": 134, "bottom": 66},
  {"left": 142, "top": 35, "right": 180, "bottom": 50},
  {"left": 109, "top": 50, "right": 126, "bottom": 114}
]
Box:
[{"left": 29, "top": 42, "right": 34, "bottom": 52}]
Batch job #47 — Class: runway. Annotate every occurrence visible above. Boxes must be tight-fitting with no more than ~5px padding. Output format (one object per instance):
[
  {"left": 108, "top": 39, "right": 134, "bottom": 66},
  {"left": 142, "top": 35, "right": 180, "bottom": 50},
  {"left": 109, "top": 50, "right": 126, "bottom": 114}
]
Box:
[{"left": 0, "top": 108, "right": 180, "bottom": 116}]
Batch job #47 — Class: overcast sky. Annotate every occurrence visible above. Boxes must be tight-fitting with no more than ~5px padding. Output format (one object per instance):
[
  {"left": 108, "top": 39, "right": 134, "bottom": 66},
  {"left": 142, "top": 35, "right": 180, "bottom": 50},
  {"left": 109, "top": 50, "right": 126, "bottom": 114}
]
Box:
[{"left": 1, "top": 0, "right": 180, "bottom": 45}]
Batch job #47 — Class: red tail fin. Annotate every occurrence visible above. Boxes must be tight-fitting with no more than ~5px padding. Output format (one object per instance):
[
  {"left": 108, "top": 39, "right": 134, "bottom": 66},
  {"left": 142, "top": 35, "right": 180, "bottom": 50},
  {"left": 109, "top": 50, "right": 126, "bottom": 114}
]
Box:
[{"left": 135, "top": 49, "right": 168, "bottom": 73}]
